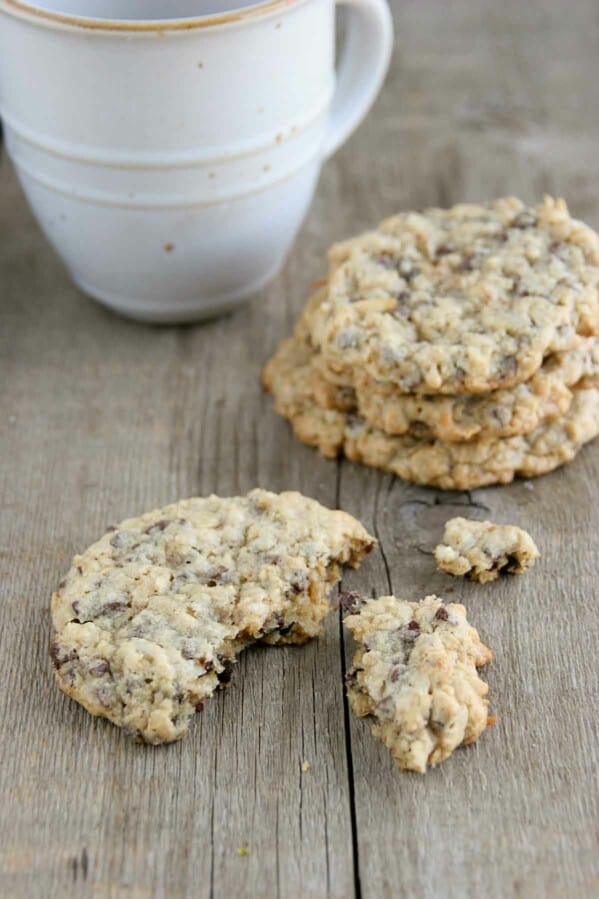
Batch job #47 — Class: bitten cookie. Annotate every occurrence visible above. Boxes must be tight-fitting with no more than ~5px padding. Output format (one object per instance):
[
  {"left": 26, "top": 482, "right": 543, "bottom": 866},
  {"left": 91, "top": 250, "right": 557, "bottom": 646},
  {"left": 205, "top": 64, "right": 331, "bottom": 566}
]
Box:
[
  {"left": 51, "top": 489, "right": 375, "bottom": 743},
  {"left": 435, "top": 517, "right": 540, "bottom": 583},
  {"left": 307, "top": 197, "right": 599, "bottom": 395},
  {"left": 344, "top": 594, "right": 493, "bottom": 773}
]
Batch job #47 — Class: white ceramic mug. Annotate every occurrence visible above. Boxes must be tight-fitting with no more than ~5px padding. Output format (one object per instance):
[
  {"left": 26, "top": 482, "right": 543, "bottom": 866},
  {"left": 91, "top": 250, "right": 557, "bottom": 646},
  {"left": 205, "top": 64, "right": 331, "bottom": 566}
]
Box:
[{"left": 0, "top": 0, "right": 393, "bottom": 322}]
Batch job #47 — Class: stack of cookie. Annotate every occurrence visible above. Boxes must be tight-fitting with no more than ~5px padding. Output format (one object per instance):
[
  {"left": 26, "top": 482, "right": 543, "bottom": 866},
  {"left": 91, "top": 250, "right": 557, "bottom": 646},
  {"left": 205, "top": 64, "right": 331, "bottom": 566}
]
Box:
[{"left": 263, "top": 197, "right": 599, "bottom": 489}]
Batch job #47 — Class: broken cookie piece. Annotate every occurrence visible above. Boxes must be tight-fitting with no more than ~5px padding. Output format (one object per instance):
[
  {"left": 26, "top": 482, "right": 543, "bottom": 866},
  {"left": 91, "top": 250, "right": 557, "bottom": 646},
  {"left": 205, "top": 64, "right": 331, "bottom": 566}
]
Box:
[
  {"left": 344, "top": 594, "right": 492, "bottom": 773},
  {"left": 51, "top": 489, "right": 375, "bottom": 743},
  {"left": 435, "top": 517, "right": 540, "bottom": 583}
]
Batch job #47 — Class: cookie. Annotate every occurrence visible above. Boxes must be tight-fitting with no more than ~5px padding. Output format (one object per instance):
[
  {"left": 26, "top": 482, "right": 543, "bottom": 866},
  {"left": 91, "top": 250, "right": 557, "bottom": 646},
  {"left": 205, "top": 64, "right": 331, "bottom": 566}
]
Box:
[
  {"left": 51, "top": 489, "right": 375, "bottom": 743},
  {"left": 435, "top": 517, "right": 540, "bottom": 583},
  {"left": 307, "top": 197, "right": 599, "bottom": 395},
  {"left": 262, "top": 336, "right": 599, "bottom": 489},
  {"left": 311, "top": 336, "right": 599, "bottom": 442},
  {"left": 344, "top": 594, "right": 492, "bottom": 773}
]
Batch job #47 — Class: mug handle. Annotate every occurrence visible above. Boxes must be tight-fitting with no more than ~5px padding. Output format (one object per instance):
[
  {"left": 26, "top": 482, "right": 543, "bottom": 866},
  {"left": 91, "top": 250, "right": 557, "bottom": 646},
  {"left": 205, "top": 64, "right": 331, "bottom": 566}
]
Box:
[{"left": 322, "top": 0, "right": 394, "bottom": 160}]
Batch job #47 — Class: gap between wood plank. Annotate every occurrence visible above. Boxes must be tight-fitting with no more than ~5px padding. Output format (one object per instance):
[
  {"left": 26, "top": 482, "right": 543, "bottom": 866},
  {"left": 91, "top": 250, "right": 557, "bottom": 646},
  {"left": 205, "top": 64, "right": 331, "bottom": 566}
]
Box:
[{"left": 336, "top": 458, "right": 362, "bottom": 899}]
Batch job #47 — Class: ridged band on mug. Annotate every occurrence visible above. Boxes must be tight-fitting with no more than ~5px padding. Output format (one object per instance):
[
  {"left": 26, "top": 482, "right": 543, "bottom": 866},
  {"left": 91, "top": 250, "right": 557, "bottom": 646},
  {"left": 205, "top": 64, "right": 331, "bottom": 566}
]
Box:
[{"left": 0, "top": 84, "right": 334, "bottom": 168}]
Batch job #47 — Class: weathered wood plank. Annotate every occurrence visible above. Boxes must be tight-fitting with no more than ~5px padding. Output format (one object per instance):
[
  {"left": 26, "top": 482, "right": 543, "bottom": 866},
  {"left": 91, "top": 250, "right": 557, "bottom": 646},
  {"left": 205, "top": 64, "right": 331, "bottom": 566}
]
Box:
[
  {"left": 0, "top": 146, "right": 355, "bottom": 897},
  {"left": 337, "top": 0, "right": 599, "bottom": 896}
]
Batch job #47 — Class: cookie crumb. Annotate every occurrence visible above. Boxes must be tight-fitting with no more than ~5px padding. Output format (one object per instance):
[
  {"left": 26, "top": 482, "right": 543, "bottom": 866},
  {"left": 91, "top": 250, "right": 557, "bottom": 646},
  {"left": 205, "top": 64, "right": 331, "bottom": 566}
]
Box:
[
  {"left": 344, "top": 594, "right": 492, "bottom": 773},
  {"left": 487, "top": 716, "right": 498, "bottom": 726},
  {"left": 237, "top": 846, "right": 250, "bottom": 857},
  {"left": 301, "top": 760, "right": 311, "bottom": 772},
  {"left": 435, "top": 517, "right": 540, "bottom": 583}
]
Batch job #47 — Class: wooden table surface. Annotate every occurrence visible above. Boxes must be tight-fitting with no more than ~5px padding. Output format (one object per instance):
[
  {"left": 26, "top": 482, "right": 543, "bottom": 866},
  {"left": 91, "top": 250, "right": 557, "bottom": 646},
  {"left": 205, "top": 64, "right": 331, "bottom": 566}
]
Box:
[{"left": 1, "top": 1, "right": 598, "bottom": 896}]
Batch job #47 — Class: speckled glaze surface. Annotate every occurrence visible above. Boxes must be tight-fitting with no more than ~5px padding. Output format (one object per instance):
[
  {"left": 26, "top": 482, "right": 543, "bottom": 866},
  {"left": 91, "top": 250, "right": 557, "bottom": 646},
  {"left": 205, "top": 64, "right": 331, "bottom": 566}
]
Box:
[{"left": 0, "top": 0, "right": 393, "bottom": 322}]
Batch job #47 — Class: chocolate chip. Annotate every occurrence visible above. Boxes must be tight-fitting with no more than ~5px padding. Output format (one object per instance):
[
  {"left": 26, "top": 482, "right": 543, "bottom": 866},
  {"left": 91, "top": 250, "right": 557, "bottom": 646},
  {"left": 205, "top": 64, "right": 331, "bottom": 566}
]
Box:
[
  {"left": 105, "top": 525, "right": 117, "bottom": 533},
  {"left": 183, "top": 651, "right": 214, "bottom": 670},
  {"left": 391, "top": 290, "right": 412, "bottom": 319},
  {"left": 291, "top": 571, "right": 309, "bottom": 594},
  {"left": 195, "top": 701, "right": 205, "bottom": 712},
  {"left": 274, "top": 615, "right": 293, "bottom": 636},
  {"left": 49, "top": 640, "right": 62, "bottom": 668},
  {"left": 217, "top": 660, "right": 234, "bottom": 686},
  {"left": 264, "top": 553, "right": 282, "bottom": 565},
  {"left": 89, "top": 659, "right": 110, "bottom": 676},
  {"left": 409, "top": 421, "right": 431, "bottom": 438},
  {"left": 145, "top": 519, "right": 170, "bottom": 534},
  {"left": 391, "top": 305, "right": 410, "bottom": 320},
  {"left": 456, "top": 254, "right": 477, "bottom": 272},
  {"left": 512, "top": 211, "right": 537, "bottom": 229},
  {"left": 435, "top": 606, "right": 449, "bottom": 621},
  {"left": 58, "top": 578, "right": 67, "bottom": 590},
  {"left": 390, "top": 666, "right": 403, "bottom": 683},
  {"left": 345, "top": 414, "right": 366, "bottom": 436},
  {"left": 122, "top": 725, "right": 141, "bottom": 739},
  {"left": 345, "top": 667, "right": 360, "bottom": 688},
  {"left": 99, "top": 599, "right": 127, "bottom": 617},
  {"left": 125, "top": 676, "right": 140, "bottom": 694},
  {"left": 398, "top": 624, "right": 418, "bottom": 642},
  {"left": 491, "top": 405, "right": 511, "bottom": 426},
  {"left": 205, "top": 565, "right": 231, "bottom": 586},
  {"left": 435, "top": 243, "right": 454, "bottom": 257},
  {"left": 498, "top": 355, "right": 517, "bottom": 378},
  {"left": 50, "top": 640, "right": 77, "bottom": 669},
  {"left": 95, "top": 685, "right": 113, "bottom": 708},
  {"left": 504, "top": 553, "right": 521, "bottom": 574},
  {"left": 340, "top": 591, "right": 363, "bottom": 613},
  {"left": 76, "top": 566, "right": 83, "bottom": 575}
]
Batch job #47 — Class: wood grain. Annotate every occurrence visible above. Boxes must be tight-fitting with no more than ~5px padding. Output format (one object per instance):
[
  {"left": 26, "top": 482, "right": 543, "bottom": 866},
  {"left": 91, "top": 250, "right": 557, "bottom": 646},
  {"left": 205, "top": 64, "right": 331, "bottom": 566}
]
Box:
[{"left": 1, "top": 1, "right": 598, "bottom": 896}]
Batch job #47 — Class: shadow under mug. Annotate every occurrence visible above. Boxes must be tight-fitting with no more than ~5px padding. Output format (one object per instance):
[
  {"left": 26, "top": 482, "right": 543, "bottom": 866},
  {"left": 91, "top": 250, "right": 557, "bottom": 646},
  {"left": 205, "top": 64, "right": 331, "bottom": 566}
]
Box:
[{"left": 0, "top": 0, "right": 393, "bottom": 323}]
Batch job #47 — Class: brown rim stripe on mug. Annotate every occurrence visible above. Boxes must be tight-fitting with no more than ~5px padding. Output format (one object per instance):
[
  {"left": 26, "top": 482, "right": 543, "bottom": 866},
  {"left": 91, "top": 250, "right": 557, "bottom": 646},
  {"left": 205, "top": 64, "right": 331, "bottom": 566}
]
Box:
[{"left": 0, "top": 0, "right": 302, "bottom": 32}]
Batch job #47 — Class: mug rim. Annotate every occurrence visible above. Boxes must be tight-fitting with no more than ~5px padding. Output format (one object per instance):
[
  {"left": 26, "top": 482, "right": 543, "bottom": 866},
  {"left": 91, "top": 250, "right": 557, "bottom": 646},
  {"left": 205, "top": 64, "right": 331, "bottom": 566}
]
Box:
[{"left": 0, "top": 0, "right": 301, "bottom": 31}]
